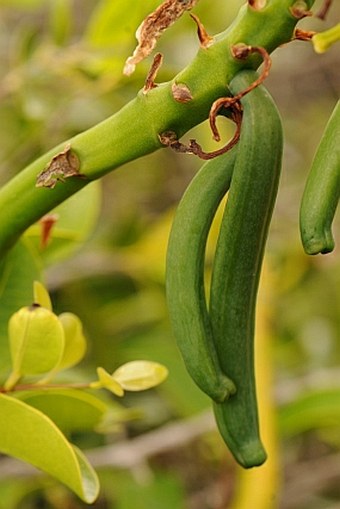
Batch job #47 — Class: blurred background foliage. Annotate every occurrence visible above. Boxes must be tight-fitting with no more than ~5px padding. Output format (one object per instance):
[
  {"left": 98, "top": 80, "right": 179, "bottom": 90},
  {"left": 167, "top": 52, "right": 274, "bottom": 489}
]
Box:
[{"left": 0, "top": 0, "right": 339, "bottom": 508}]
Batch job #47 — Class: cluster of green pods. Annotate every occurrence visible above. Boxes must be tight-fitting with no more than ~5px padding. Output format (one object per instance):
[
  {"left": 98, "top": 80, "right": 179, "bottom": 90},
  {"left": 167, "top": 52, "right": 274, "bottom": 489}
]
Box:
[
  {"left": 167, "top": 69, "right": 283, "bottom": 468},
  {"left": 167, "top": 63, "right": 339, "bottom": 468}
]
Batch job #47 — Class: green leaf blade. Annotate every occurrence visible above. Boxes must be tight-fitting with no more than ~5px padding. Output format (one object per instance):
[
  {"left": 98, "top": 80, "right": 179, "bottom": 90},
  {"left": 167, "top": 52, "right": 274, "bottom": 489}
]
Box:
[
  {"left": 16, "top": 388, "right": 109, "bottom": 434},
  {"left": 0, "top": 394, "right": 99, "bottom": 503}
]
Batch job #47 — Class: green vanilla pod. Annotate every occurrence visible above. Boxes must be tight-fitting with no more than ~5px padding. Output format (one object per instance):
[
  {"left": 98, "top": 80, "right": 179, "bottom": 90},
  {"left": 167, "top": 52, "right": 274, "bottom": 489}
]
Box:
[
  {"left": 210, "top": 70, "right": 283, "bottom": 468},
  {"left": 166, "top": 148, "right": 238, "bottom": 403},
  {"left": 300, "top": 100, "right": 340, "bottom": 255}
]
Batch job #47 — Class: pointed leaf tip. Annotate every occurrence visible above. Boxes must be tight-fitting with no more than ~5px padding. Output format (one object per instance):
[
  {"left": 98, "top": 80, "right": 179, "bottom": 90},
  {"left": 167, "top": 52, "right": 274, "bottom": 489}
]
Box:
[{"left": 33, "top": 281, "right": 52, "bottom": 310}]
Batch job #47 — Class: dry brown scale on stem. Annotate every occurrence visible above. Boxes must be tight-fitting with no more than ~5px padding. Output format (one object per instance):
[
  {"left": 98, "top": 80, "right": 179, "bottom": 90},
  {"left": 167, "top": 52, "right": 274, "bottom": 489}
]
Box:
[
  {"left": 36, "top": 144, "right": 82, "bottom": 189},
  {"left": 293, "top": 28, "right": 317, "bottom": 41},
  {"left": 143, "top": 53, "right": 164, "bottom": 93},
  {"left": 189, "top": 13, "right": 214, "bottom": 48}
]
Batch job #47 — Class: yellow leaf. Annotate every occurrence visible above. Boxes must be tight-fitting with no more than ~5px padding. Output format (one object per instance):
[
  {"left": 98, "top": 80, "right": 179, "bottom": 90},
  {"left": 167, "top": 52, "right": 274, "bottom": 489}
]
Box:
[
  {"left": 0, "top": 394, "right": 99, "bottom": 503},
  {"left": 112, "top": 360, "right": 168, "bottom": 391},
  {"left": 6, "top": 305, "right": 65, "bottom": 389},
  {"left": 57, "top": 312, "right": 87, "bottom": 370}
]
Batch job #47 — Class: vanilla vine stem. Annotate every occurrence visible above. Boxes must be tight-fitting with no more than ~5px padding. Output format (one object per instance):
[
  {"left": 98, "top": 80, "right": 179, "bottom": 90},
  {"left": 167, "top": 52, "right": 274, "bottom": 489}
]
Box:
[{"left": 0, "top": 0, "right": 315, "bottom": 257}]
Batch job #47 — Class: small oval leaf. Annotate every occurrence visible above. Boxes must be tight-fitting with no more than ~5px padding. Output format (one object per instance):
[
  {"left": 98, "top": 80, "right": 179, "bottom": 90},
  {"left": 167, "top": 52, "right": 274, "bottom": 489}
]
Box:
[
  {"left": 57, "top": 313, "right": 87, "bottom": 371},
  {"left": 112, "top": 361, "right": 168, "bottom": 391},
  {"left": 0, "top": 394, "right": 99, "bottom": 503},
  {"left": 8, "top": 305, "right": 64, "bottom": 379}
]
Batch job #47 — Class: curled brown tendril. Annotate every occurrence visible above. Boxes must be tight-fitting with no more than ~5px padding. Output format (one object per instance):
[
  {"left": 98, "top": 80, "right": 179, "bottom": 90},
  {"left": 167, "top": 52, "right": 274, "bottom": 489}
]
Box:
[
  {"left": 159, "top": 103, "right": 242, "bottom": 160},
  {"left": 210, "top": 44, "right": 271, "bottom": 141}
]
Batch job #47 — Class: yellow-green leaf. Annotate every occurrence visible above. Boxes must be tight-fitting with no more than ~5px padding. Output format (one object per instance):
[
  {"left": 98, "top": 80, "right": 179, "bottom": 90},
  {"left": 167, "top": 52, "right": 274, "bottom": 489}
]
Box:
[
  {"left": 16, "top": 388, "right": 110, "bottom": 434},
  {"left": 112, "top": 361, "right": 168, "bottom": 391},
  {"left": 33, "top": 281, "right": 52, "bottom": 310},
  {"left": 0, "top": 394, "right": 99, "bottom": 503},
  {"left": 279, "top": 389, "right": 340, "bottom": 437},
  {"left": 57, "top": 312, "right": 87, "bottom": 371},
  {"left": 7, "top": 305, "right": 64, "bottom": 383}
]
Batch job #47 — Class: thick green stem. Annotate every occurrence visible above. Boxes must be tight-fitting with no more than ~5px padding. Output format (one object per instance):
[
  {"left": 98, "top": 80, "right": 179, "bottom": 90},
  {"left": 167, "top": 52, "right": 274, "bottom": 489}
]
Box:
[{"left": 0, "top": 0, "right": 315, "bottom": 256}]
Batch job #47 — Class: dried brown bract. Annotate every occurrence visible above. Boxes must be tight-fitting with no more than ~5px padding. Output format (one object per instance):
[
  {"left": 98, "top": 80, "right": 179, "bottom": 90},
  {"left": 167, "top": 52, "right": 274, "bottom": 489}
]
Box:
[
  {"left": 143, "top": 53, "right": 164, "bottom": 93},
  {"left": 190, "top": 13, "right": 214, "bottom": 48},
  {"left": 293, "top": 28, "right": 317, "bottom": 41},
  {"left": 39, "top": 213, "right": 59, "bottom": 248},
  {"left": 171, "top": 82, "right": 193, "bottom": 103},
  {"left": 124, "top": 0, "right": 199, "bottom": 76},
  {"left": 36, "top": 144, "right": 82, "bottom": 189}
]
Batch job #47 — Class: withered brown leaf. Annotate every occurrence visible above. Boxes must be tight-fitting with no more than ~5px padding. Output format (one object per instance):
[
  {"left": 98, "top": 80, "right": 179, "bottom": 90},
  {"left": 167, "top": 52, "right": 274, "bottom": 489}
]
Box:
[{"left": 124, "top": 0, "right": 199, "bottom": 76}]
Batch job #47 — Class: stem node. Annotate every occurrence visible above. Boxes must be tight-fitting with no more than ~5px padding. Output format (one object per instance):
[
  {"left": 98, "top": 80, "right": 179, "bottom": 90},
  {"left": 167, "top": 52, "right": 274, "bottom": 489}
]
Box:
[
  {"left": 248, "top": 0, "right": 267, "bottom": 10},
  {"left": 290, "top": 1, "right": 313, "bottom": 19}
]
